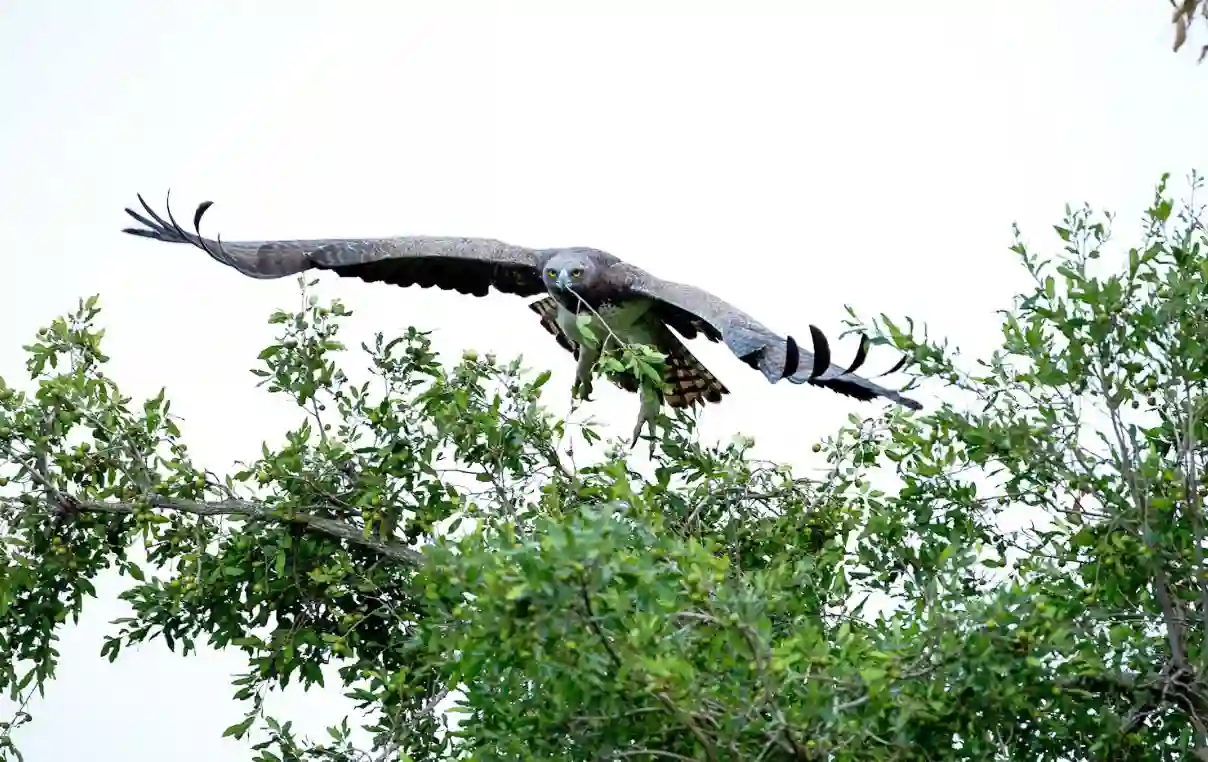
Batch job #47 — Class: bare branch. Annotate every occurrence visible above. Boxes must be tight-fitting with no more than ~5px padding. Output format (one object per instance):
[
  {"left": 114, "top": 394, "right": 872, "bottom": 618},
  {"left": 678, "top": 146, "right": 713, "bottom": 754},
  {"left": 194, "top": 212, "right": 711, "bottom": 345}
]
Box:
[{"left": 34, "top": 496, "right": 424, "bottom": 566}]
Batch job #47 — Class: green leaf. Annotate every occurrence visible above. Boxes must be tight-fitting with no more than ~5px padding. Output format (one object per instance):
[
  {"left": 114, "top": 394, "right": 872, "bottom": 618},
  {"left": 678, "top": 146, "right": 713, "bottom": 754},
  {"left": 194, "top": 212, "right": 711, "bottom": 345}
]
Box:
[
  {"left": 222, "top": 717, "right": 256, "bottom": 739},
  {"left": 575, "top": 314, "right": 598, "bottom": 345}
]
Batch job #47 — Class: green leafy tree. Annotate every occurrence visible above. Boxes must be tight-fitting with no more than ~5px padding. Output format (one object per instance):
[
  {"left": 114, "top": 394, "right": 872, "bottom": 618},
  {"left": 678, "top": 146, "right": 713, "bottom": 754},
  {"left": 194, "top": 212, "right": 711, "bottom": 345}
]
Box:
[{"left": 2, "top": 173, "right": 1208, "bottom": 760}]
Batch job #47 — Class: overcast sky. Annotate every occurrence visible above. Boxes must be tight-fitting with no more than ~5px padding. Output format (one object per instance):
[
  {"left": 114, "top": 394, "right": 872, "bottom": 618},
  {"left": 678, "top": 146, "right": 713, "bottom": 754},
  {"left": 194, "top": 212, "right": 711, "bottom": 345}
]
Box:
[{"left": 1, "top": 1, "right": 1206, "bottom": 759}]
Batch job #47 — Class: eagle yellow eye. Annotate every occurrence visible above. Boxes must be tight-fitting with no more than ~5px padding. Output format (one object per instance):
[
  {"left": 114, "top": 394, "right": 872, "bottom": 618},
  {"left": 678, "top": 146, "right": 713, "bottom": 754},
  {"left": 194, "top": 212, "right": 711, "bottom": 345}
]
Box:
[
  {"left": 571, "top": 268, "right": 583, "bottom": 278},
  {"left": 546, "top": 269, "right": 557, "bottom": 278}
]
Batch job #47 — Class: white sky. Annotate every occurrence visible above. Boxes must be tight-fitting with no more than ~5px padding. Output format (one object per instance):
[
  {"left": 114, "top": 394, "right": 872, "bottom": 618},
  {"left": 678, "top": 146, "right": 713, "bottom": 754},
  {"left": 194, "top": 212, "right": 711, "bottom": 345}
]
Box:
[{"left": 1, "top": 1, "right": 1205, "bottom": 759}]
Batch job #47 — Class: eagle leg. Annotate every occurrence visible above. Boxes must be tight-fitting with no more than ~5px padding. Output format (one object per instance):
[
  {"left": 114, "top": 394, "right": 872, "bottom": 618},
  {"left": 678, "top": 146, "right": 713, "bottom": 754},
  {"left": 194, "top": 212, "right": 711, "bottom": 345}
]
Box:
[
  {"left": 630, "top": 384, "right": 661, "bottom": 455},
  {"left": 572, "top": 344, "right": 598, "bottom": 402}
]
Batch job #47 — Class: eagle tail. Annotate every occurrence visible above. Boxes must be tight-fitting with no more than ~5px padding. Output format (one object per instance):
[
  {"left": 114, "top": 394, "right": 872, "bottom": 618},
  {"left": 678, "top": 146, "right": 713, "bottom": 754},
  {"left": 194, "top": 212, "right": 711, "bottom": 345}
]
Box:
[{"left": 655, "top": 332, "right": 729, "bottom": 408}]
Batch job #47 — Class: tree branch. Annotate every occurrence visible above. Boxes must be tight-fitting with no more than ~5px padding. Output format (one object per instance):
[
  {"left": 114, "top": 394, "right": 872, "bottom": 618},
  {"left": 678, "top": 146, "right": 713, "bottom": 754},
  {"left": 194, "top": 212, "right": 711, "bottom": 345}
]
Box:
[
  {"left": 1177, "top": 382, "right": 1208, "bottom": 666},
  {"left": 36, "top": 496, "right": 425, "bottom": 566},
  {"left": 1106, "top": 403, "right": 1192, "bottom": 670}
]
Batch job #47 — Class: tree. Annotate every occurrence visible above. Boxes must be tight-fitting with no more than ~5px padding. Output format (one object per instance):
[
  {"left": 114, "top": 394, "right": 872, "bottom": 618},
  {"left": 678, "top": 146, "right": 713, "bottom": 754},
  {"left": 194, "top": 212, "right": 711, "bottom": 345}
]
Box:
[{"left": 2, "top": 173, "right": 1208, "bottom": 761}]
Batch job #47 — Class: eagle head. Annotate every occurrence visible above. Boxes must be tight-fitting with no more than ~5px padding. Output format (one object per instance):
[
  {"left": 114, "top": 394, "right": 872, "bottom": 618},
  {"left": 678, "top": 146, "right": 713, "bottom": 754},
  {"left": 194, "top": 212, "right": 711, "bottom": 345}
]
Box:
[{"left": 542, "top": 249, "right": 602, "bottom": 294}]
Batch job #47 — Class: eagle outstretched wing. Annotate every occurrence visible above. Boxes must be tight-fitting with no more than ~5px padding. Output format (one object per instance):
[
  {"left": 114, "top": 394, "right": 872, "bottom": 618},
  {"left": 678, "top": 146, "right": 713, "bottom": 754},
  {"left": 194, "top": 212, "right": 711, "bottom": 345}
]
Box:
[
  {"left": 610, "top": 262, "right": 922, "bottom": 410},
  {"left": 122, "top": 194, "right": 547, "bottom": 298},
  {"left": 122, "top": 193, "right": 920, "bottom": 412}
]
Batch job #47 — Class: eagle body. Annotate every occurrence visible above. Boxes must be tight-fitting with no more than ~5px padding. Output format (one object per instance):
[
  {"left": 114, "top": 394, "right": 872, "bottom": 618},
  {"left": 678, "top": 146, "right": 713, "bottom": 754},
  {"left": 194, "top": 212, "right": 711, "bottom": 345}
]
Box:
[
  {"left": 552, "top": 297, "right": 654, "bottom": 349},
  {"left": 121, "top": 195, "right": 921, "bottom": 448},
  {"left": 550, "top": 296, "right": 667, "bottom": 441}
]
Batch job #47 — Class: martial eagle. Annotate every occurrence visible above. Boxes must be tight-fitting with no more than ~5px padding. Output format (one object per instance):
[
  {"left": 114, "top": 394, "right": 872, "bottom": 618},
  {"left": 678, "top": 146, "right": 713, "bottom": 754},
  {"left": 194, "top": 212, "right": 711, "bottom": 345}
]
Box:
[{"left": 122, "top": 195, "right": 921, "bottom": 445}]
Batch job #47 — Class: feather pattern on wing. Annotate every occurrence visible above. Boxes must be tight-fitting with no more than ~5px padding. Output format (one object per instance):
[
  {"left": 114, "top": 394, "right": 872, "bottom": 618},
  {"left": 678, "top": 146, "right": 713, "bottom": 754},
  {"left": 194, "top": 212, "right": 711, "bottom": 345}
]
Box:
[
  {"left": 607, "top": 263, "right": 922, "bottom": 410},
  {"left": 528, "top": 297, "right": 728, "bottom": 408},
  {"left": 122, "top": 195, "right": 547, "bottom": 297}
]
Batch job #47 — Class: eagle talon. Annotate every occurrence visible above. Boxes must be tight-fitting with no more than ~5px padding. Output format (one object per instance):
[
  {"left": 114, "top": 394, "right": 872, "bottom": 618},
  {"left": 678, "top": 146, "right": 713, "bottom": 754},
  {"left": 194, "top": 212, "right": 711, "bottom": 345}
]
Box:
[
  {"left": 629, "top": 428, "right": 657, "bottom": 459},
  {"left": 571, "top": 378, "right": 594, "bottom": 403}
]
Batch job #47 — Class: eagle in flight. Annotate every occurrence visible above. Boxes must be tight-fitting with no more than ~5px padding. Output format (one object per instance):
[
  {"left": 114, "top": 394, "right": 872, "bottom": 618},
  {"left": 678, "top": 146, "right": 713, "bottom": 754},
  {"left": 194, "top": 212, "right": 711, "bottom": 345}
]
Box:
[{"left": 122, "top": 194, "right": 921, "bottom": 445}]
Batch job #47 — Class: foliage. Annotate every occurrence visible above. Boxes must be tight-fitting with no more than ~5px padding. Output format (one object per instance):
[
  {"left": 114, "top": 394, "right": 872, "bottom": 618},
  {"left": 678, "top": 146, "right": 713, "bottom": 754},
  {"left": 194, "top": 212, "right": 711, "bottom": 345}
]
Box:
[{"left": 3, "top": 174, "right": 1208, "bottom": 760}]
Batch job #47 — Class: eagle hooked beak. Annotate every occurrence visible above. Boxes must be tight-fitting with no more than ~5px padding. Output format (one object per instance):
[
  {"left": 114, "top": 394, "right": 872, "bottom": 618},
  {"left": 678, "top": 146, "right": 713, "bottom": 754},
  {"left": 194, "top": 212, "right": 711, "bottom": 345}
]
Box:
[{"left": 555, "top": 269, "right": 574, "bottom": 291}]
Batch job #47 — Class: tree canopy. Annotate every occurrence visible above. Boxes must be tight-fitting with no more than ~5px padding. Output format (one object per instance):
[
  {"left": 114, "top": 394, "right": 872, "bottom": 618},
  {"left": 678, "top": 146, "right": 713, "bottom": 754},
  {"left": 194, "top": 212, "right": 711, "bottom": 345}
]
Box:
[{"left": 3, "top": 173, "right": 1208, "bottom": 761}]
